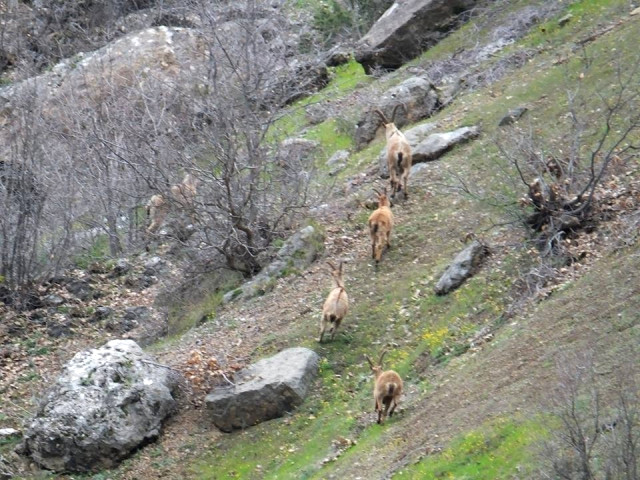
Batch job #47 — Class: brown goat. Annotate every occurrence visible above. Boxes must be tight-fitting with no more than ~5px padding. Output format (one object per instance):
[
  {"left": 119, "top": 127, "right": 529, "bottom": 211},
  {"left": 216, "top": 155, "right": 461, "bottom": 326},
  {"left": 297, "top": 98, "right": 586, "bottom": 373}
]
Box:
[
  {"left": 368, "top": 188, "right": 394, "bottom": 266},
  {"left": 146, "top": 194, "right": 169, "bottom": 234},
  {"left": 375, "top": 106, "right": 412, "bottom": 200},
  {"left": 365, "top": 350, "right": 403, "bottom": 424},
  {"left": 146, "top": 173, "right": 199, "bottom": 234},
  {"left": 170, "top": 173, "right": 198, "bottom": 209},
  {"left": 319, "top": 261, "right": 349, "bottom": 342}
]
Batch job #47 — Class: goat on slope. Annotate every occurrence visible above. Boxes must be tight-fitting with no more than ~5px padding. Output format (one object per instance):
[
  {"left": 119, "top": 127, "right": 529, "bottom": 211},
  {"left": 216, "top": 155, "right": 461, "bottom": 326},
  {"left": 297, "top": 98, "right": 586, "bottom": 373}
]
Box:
[{"left": 375, "top": 106, "right": 412, "bottom": 200}]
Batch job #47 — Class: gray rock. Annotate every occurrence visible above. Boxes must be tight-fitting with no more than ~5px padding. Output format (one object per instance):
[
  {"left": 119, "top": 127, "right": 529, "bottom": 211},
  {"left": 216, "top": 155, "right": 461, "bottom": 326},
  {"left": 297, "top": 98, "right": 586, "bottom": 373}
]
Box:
[
  {"left": 143, "top": 256, "right": 165, "bottom": 276},
  {"left": 412, "top": 126, "right": 480, "bottom": 163},
  {"left": 404, "top": 122, "right": 440, "bottom": 145},
  {"left": 355, "top": 77, "right": 439, "bottom": 148},
  {"left": 65, "top": 280, "right": 94, "bottom": 301},
  {"left": 277, "top": 138, "right": 319, "bottom": 170},
  {"left": 0, "top": 454, "right": 14, "bottom": 480},
  {"left": 378, "top": 125, "right": 479, "bottom": 177},
  {"left": 205, "top": 347, "right": 319, "bottom": 432},
  {"left": 46, "top": 317, "right": 73, "bottom": 338},
  {"left": 498, "top": 106, "right": 528, "bottom": 126},
  {"left": 326, "top": 150, "right": 350, "bottom": 167},
  {"left": 20, "top": 339, "right": 179, "bottom": 472},
  {"left": 223, "top": 225, "right": 324, "bottom": 304},
  {"left": 355, "top": 0, "right": 479, "bottom": 73},
  {"left": 0, "top": 428, "right": 20, "bottom": 438},
  {"left": 325, "top": 47, "right": 352, "bottom": 67},
  {"left": 434, "top": 240, "right": 490, "bottom": 295},
  {"left": 106, "top": 306, "right": 150, "bottom": 334},
  {"left": 44, "top": 294, "right": 65, "bottom": 307},
  {"left": 113, "top": 259, "right": 131, "bottom": 276},
  {"left": 90, "top": 306, "right": 113, "bottom": 323}
]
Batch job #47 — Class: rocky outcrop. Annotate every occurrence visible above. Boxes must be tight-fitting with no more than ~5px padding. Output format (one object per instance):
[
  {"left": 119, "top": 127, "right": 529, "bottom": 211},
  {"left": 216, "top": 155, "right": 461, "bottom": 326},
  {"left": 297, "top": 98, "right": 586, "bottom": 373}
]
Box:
[
  {"left": 355, "top": 0, "right": 479, "bottom": 73},
  {"left": 355, "top": 76, "right": 440, "bottom": 148},
  {"left": 19, "top": 340, "right": 180, "bottom": 473},
  {"left": 378, "top": 125, "right": 479, "bottom": 177},
  {"left": 434, "top": 240, "right": 490, "bottom": 295},
  {"left": 412, "top": 126, "right": 480, "bottom": 163},
  {"left": 205, "top": 348, "right": 319, "bottom": 432},
  {"left": 223, "top": 225, "right": 324, "bottom": 304}
]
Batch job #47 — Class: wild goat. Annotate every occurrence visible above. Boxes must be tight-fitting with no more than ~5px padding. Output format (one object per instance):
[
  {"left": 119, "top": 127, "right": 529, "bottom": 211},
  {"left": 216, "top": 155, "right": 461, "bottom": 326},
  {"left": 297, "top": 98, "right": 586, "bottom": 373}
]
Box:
[
  {"left": 365, "top": 350, "right": 403, "bottom": 424},
  {"left": 375, "top": 106, "right": 412, "bottom": 199},
  {"left": 146, "top": 173, "right": 199, "bottom": 234},
  {"left": 319, "top": 261, "right": 349, "bottom": 342},
  {"left": 170, "top": 173, "right": 198, "bottom": 209},
  {"left": 368, "top": 188, "right": 394, "bottom": 266},
  {"left": 146, "top": 194, "right": 169, "bottom": 234}
]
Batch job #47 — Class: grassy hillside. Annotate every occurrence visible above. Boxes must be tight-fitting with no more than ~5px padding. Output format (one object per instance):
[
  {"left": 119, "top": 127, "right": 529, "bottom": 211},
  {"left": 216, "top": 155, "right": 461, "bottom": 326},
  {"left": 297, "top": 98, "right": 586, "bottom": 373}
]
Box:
[
  {"left": 171, "top": 1, "right": 640, "bottom": 478},
  {"left": 3, "top": 1, "right": 638, "bottom": 479}
]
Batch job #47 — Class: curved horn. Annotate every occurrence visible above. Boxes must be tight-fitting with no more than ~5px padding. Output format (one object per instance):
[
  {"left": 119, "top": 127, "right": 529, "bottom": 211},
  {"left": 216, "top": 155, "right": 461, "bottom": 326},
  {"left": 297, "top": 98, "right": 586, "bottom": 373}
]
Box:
[
  {"left": 378, "top": 349, "right": 388, "bottom": 367},
  {"left": 374, "top": 109, "right": 389, "bottom": 124},
  {"left": 365, "top": 354, "right": 375, "bottom": 368},
  {"left": 326, "top": 261, "right": 337, "bottom": 271},
  {"left": 390, "top": 104, "right": 403, "bottom": 123},
  {"left": 372, "top": 187, "right": 381, "bottom": 196}
]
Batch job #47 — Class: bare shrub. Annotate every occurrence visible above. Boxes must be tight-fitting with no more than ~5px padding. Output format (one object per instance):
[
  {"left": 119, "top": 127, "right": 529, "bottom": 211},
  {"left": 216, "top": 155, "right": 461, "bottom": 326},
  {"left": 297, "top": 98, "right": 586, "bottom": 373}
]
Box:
[
  {"left": 539, "top": 351, "right": 639, "bottom": 480},
  {"left": 0, "top": 0, "right": 323, "bottom": 296},
  {"left": 497, "top": 51, "right": 640, "bottom": 262}
]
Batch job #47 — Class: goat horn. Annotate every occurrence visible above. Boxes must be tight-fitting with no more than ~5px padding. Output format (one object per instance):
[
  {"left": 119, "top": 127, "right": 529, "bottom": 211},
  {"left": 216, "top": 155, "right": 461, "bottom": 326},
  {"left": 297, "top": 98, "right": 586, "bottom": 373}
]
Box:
[
  {"left": 374, "top": 109, "right": 389, "bottom": 124},
  {"left": 365, "top": 355, "right": 375, "bottom": 369},
  {"left": 326, "top": 261, "right": 337, "bottom": 271},
  {"left": 378, "top": 349, "right": 388, "bottom": 366},
  {"left": 390, "top": 104, "right": 403, "bottom": 123}
]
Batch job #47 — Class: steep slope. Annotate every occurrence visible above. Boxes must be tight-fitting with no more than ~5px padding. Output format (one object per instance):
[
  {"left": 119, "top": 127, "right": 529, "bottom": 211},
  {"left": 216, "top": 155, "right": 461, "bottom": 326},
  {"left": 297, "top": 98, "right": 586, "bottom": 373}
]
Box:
[{"left": 1, "top": 1, "right": 638, "bottom": 479}]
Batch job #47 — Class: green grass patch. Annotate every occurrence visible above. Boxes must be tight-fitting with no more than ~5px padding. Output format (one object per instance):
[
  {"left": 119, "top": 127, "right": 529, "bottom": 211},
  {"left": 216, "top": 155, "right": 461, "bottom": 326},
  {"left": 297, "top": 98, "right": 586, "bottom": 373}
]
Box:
[
  {"left": 73, "top": 234, "right": 112, "bottom": 269},
  {"left": 394, "top": 418, "right": 546, "bottom": 479},
  {"left": 270, "top": 58, "right": 368, "bottom": 144}
]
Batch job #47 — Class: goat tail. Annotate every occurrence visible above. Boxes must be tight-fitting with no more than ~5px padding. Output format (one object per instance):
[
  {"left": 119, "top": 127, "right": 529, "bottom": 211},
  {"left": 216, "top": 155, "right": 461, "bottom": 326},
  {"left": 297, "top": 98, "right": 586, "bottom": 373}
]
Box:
[
  {"left": 371, "top": 221, "right": 379, "bottom": 235},
  {"left": 328, "top": 313, "right": 337, "bottom": 324},
  {"left": 386, "top": 383, "right": 396, "bottom": 396},
  {"left": 397, "top": 152, "right": 403, "bottom": 171}
]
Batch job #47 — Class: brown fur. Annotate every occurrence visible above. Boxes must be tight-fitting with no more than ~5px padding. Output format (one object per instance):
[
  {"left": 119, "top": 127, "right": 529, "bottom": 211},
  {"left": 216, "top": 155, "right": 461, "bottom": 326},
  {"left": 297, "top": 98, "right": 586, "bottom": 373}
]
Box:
[
  {"left": 376, "top": 107, "right": 412, "bottom": 199},
  {"left": 365, "top": 351, "right": 403, "bottom": 424},
  {"left": 146, "top": 173, "right": 199, "bottom": 234},
  {"left": 368, "top": 189, "right": 394, "bottom": 266},
  {"left": 146, "top": 194, "right": 169, "bottom": 234},
  {"left": 319, "top": 261, "right": 349, "bottom": 342}
]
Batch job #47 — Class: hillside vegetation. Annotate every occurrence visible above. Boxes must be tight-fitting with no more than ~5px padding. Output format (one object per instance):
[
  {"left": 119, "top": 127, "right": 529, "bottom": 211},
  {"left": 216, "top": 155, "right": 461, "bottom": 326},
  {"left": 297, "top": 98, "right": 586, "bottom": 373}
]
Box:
[{"left": 1, "top": 0, "right": 639, "bottom": 479}]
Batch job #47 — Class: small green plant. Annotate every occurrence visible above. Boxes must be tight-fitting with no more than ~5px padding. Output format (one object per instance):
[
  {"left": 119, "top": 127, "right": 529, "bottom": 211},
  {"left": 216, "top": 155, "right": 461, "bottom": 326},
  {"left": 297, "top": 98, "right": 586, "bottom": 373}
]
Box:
[
  {"left": 74, "top": 235, "right": 112, "bottom": 270},
  {"left": 394, "top": 418, "right": 544, "bottom": 479},
  {"left": 313, "top": 0, "right": 352, "bottom": 45}
]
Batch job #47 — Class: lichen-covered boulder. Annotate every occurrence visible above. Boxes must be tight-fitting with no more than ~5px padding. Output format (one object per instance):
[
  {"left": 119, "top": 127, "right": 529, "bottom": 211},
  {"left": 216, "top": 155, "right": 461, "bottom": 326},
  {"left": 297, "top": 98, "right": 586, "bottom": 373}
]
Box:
[
  {"left": 19, "top": 340, "right": 180, "bottom": 473},
  {"left": 355, "top": 0, "right": 478, "bottom": 73},
  {"left": 434, "top": 240, "right": 490, "bottom": 295},
  {"left": 205, "top": 348, "right": 319, "bottom": 432},
  {"left": 355, "top": 76, "right": 440, "bottom": 148}
]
